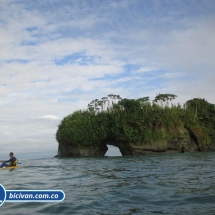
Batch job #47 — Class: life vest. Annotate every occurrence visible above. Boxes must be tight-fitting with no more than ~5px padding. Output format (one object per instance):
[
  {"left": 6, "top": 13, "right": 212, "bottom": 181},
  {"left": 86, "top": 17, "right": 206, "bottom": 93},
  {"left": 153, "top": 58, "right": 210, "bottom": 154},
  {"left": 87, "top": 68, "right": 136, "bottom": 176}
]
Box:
[{"left": 10, "top": 160, "right": 18, "bottom": 166}]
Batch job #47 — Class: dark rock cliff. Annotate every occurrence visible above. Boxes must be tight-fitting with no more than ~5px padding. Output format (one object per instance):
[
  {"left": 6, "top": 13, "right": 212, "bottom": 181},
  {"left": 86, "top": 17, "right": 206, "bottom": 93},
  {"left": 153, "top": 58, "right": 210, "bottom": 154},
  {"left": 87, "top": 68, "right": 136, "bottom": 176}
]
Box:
[{"left": 56, "top": 127, "right": 215, "bottom": 157}]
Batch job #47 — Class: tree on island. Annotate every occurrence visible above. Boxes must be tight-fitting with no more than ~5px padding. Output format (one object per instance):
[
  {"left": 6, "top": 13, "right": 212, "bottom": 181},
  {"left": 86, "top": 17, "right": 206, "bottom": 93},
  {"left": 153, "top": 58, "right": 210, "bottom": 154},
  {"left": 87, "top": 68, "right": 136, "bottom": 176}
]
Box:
[{"left": 56, "top": 93, "right": 215, "bottom": 156}]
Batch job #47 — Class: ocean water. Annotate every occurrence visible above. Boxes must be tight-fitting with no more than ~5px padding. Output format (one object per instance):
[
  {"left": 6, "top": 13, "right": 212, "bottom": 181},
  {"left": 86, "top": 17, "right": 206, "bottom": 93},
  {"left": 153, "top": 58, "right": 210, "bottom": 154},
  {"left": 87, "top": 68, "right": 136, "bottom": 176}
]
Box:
[{"left": 0, "top": 152, "right": 215, "bottom": 215}]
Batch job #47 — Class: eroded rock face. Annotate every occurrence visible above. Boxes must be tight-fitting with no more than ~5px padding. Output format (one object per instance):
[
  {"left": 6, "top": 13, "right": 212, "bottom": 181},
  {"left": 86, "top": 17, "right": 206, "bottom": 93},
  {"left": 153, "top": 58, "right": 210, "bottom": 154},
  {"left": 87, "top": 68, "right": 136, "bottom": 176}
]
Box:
[
  {"left": 57, "top": 138, "right": 185, "bottom": 157},
  {"left": 199, "top": 142, "right": 215, "bottom": 151},
  {"left": 57, "top": 142, "right": 108, "bottom": 157},
  {"left": 121, "top": 140, "right": 180, "bottom": 155},
  {"left": 185, "top": 127, "right": 215, "bottom": 152},
  {"left": 56, "top": 135, "right": 215, "bottom": 157}
]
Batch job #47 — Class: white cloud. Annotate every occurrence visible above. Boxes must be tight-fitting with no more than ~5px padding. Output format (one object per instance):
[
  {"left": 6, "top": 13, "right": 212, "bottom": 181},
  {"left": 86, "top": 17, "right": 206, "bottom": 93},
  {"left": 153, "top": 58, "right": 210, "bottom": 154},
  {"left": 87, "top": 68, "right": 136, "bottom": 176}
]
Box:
[
  {"left": 39, "top": 115, "right": 59, "bottom": 120},
  {"left": 0, "top": 0, "right": 215, "bottom": 158}
]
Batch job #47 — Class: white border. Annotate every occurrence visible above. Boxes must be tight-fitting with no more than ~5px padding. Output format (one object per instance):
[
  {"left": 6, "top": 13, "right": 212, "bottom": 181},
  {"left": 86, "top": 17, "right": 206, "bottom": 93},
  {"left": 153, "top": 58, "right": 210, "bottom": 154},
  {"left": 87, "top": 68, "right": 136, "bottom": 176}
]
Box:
[
  {"left": 0, "top": 184, "right": 6, "bottom": 206},
  {"left": 5, "top": 189, "right": 65, "bottom": 202}
]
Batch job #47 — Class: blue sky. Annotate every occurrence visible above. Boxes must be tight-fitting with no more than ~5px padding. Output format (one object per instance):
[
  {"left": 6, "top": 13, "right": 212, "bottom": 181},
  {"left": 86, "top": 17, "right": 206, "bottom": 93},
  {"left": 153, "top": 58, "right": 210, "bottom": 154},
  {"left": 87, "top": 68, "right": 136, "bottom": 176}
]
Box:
[{"left": 0, "top": 0, "right": 215, "bottom": 159}]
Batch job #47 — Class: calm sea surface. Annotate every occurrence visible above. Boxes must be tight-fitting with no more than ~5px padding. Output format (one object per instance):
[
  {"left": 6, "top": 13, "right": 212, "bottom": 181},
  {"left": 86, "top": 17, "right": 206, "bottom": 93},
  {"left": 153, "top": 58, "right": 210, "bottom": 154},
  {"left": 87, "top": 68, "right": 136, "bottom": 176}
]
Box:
[{"left": 0, "top": 152, "right": 215, "bottom": 215}]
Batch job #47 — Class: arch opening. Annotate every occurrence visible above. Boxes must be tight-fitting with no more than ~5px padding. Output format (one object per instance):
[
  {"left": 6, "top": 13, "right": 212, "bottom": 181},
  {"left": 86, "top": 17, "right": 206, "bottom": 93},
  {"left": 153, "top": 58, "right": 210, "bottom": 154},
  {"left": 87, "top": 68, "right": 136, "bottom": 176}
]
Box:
[{"left": 104, "top": 145, "right": 122, "bottom": 156}]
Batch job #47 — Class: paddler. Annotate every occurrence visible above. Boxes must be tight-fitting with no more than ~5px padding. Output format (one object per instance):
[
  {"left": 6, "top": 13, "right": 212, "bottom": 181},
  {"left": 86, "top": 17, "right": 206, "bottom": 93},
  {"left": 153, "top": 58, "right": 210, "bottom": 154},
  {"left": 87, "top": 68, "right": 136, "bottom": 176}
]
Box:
[{"left": 0, "top": 152, "right": 18, "bottom": 168}]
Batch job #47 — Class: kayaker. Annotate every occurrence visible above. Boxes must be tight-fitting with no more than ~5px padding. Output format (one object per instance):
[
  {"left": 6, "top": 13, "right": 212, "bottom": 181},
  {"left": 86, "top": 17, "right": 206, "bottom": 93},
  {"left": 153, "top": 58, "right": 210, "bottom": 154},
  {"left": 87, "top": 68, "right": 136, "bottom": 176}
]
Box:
[{"left": 0, "top": 152, "right": 18, "bottom": 168}]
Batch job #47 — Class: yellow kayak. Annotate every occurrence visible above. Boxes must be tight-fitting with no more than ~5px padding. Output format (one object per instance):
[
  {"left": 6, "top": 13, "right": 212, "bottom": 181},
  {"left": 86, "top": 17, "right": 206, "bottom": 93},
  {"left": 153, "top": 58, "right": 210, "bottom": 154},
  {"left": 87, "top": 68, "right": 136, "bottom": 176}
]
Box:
[{"left": 0, "top": 166, "right": 22, "bottom": 170}]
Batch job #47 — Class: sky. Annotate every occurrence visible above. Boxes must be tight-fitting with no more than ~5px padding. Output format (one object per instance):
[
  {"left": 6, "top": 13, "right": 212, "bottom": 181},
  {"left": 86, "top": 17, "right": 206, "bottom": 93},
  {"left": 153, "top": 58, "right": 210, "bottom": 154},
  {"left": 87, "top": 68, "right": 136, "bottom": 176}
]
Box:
[{"left": 0, "top": 0, "right": 215, "bottom": 159}]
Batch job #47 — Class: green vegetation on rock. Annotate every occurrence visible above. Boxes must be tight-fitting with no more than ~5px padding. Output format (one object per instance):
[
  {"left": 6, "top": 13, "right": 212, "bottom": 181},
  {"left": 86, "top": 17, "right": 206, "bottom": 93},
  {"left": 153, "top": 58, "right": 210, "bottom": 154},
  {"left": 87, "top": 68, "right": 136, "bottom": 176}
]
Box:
[{"left": 56, "top": 94, "right": 215, "bottom": 156}]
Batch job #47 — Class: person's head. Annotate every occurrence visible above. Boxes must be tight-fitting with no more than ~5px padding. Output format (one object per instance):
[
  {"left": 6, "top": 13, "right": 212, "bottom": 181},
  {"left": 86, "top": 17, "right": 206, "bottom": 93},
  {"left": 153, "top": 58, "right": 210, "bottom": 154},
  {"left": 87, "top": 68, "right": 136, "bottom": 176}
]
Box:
[{"left": 9, "top": 152, "right": 14, "bottom": 157}]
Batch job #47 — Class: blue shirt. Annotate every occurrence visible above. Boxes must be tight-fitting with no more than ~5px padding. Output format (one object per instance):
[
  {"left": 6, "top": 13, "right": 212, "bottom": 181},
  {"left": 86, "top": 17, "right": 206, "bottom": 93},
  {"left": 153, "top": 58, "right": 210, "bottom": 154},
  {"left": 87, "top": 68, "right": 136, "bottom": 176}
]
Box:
[{"left": 3, "top": 157, "right": 17, "bottom": 163}]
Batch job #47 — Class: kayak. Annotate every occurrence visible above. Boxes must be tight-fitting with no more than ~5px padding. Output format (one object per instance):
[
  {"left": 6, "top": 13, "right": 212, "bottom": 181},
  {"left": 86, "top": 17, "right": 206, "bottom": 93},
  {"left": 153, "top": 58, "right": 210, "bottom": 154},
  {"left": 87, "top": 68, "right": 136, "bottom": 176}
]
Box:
[{"left": 0, "top": 166, "right": 22, "bottom": 170}]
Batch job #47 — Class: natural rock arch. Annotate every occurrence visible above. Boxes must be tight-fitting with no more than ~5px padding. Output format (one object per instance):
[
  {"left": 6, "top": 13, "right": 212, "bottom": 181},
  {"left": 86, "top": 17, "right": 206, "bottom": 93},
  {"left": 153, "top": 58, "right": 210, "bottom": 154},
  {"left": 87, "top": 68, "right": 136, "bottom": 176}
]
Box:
[{"left": 56, "top": 134, "right": 204, "bottom": 157}]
